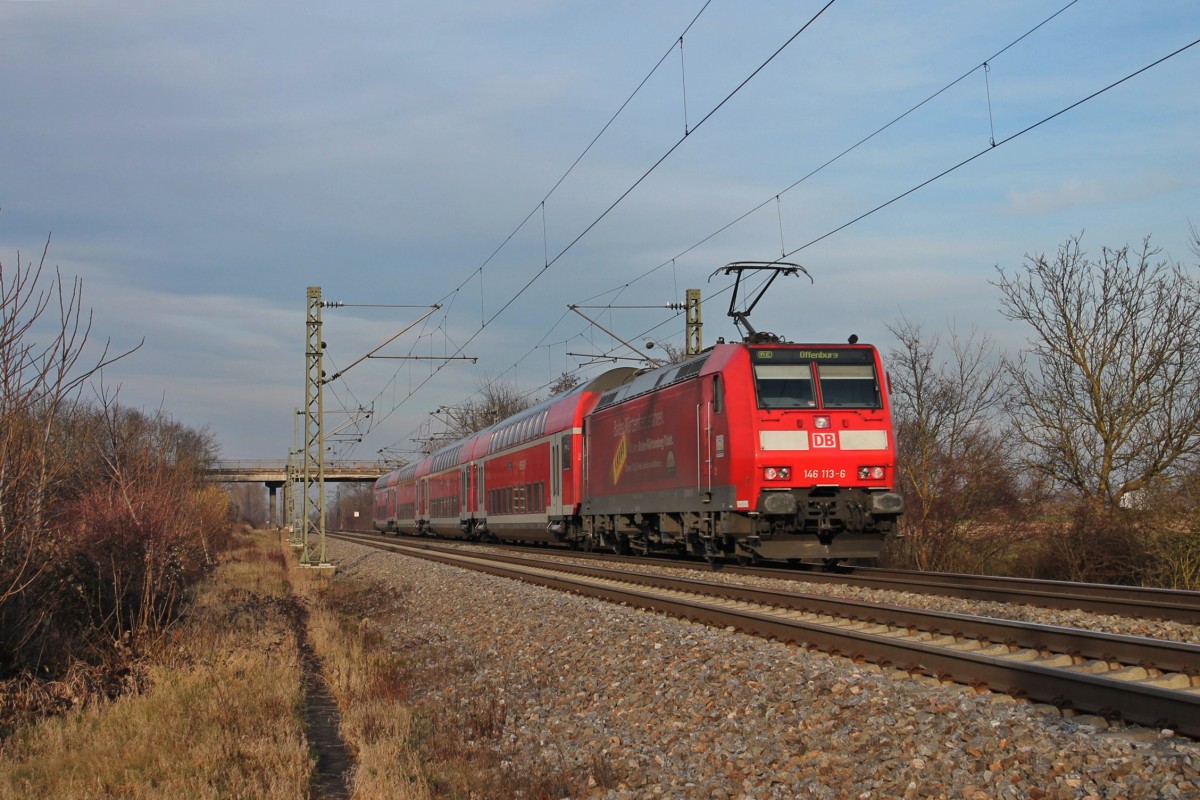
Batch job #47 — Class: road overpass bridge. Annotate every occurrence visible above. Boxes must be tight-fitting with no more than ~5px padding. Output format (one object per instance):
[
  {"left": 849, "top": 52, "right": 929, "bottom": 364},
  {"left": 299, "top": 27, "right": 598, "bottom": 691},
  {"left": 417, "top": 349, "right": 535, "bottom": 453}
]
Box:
[
  {"left": 207, "top": 460, "right": 387, "bottom": 527},
  {"left": 208, "top": 460, "right": 385, "bottom": 484}
]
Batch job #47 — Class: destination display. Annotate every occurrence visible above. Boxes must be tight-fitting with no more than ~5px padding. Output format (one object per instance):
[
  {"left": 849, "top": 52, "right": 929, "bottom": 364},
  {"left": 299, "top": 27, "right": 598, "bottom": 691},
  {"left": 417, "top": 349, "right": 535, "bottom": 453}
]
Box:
[{"left": 750, "top": 346, "right": 874, "bottom": 364}]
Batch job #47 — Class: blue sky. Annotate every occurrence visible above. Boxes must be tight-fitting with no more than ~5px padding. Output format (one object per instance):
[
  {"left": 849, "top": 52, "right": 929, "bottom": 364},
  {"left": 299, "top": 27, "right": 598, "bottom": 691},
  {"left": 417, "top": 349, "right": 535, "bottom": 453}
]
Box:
[{"left": 2, "top": 1, "right": 1197, "bottom": 462}]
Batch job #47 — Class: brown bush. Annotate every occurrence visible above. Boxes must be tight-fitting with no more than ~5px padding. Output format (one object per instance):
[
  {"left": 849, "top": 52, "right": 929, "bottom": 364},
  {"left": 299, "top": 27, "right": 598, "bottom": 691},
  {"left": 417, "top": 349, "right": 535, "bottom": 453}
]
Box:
[
  {"left": 1026, "top": 505, "right": 1151, "bottom": 585},
  {"left": 0, "top": 236, "right": 234, "bottom": 701}
]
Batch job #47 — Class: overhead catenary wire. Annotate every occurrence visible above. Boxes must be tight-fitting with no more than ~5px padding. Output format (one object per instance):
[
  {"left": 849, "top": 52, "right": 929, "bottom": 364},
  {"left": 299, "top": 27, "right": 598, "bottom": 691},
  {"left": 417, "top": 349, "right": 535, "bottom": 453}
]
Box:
[
  {"left": 364, "top": 0, "right": 1060, "bottom": 453},
  {"left": 570, "top": 0, "right": 1087, "bottom": 307},
  {"left": 358, "top": 0, "right": 717, "bottom": 431},
  {"left": 372, "top": 4, "right": 1194, "bottom": 457},
  {"left": 368, "top": 2, "right": 837, "bottom": 443},
  {"left": 781, "top": 35, "right": 1200, "bottom": 259},
  {"left": 365, "top": 3, "right": 1080, "bottom": 449},
  {"left": 411, "top": 0, "right": 716, "bottom": 335}
]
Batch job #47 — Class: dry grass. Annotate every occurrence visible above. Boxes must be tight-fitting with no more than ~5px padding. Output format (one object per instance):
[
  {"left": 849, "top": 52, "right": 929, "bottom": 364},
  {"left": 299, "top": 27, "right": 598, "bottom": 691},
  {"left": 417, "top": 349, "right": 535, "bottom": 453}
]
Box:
[
  {"left": 293, "top": 562, "right": 585, "bottom": 799},
  {"left": 1, "top": 531, "right": 590, "bottom": 799},
  {"left": 292, "top": 568, "right": 433, "bottom": 800},
  {"left": 0, "top": 532, "right": 312, "bottom": 800}
]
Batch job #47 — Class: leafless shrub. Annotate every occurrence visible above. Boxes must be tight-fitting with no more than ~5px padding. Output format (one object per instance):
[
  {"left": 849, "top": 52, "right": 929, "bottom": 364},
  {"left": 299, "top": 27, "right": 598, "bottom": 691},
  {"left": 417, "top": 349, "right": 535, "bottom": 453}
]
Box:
[
  {"left": 0, "top": 235, "right": 231, "bottom": 684},
  {"left": 1, "top": 236, "right": 137, "bottom": 610},
  {"left": 547, "top": 370, "right": 582, "bottom": 396},
  {"left": 1027, "top": 505, "right": 1151, "bottom": 585},
  {"left": 330, "top": 482, "right": 374, "bottom": 531},
  {"left": 1128, "top": 472, "right": 1200, "bottom": 589},
  {"left": 227, "top": 482, "right": 268, "bottom": 527},
  {"left": 881, "top": 319, "right": 1030, "bottom": 573}
]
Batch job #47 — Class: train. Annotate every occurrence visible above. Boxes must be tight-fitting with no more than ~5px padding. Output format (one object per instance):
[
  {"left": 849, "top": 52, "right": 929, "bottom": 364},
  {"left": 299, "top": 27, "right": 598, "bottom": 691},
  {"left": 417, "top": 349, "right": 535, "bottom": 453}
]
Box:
[{"left": 372, "top": 338, "right": 904, "bottom": 564}]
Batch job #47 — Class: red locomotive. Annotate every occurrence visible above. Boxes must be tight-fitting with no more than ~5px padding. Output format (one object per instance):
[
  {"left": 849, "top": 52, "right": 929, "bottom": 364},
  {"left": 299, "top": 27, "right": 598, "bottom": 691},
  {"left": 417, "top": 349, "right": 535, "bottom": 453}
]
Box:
[{"left": 373, "top": 264, "right": 904, "bottom": 563}]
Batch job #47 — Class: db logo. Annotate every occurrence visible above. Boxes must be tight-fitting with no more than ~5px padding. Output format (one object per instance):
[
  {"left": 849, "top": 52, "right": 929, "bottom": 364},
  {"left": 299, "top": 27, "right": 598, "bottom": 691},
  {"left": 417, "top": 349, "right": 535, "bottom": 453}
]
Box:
[{"left": 811, "top": 432, "right": 837, "bottom": 449}]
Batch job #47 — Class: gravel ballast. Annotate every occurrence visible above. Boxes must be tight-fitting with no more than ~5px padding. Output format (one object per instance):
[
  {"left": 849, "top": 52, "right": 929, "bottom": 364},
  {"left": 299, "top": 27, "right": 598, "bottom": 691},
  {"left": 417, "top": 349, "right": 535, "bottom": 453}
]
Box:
[{"left": 328, "top": 538, "right": 1200, "bottom": 799}]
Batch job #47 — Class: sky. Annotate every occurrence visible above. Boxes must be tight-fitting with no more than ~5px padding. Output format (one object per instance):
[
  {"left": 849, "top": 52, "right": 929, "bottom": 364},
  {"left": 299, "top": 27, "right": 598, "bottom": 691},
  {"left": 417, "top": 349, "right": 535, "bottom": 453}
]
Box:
[{"left": 2, "top": 0, "right": 1197, "bottom": 463}]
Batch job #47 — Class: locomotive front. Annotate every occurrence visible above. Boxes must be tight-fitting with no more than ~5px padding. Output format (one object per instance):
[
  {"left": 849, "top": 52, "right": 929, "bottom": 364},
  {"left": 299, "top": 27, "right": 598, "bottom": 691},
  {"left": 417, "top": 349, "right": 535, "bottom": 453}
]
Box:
[
  {"left": 580, "top": 341, "right": 902, "bottom": 563},
  {"left": 739, "top": 343, "right": 904, "bottom": 560}
]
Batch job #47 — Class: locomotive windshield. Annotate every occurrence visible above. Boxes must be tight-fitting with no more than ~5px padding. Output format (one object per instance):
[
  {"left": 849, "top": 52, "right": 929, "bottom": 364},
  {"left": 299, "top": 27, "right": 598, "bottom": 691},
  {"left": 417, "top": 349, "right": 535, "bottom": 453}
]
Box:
[
  {"left": 816, "top": 364, "right": 881, "bottom": 408},
  {"left": 753, "top": 364, "right": 815, "bottom": 408},
  {"left": 753, "top": 361, "right": 881, "bottom": 409}
]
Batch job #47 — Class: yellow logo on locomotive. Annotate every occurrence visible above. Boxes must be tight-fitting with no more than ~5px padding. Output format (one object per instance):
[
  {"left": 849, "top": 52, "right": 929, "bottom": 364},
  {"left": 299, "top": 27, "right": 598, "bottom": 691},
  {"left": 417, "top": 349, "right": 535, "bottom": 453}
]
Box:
[{"left": 612, "top": 433, "right": 628, "bottom": 485}]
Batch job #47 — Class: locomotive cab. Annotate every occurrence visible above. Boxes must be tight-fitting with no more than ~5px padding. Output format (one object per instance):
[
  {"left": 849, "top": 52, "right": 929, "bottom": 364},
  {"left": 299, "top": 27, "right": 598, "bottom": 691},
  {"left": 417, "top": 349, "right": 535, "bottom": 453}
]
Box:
[{"left": 743, "top": 344, "right": 904, "bottom": 560}]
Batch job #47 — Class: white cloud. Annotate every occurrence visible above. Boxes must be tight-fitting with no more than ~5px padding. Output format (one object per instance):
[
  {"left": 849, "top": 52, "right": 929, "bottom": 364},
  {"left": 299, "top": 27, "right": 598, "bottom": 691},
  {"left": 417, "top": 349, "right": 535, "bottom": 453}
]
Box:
[
  {"left": 1003, "top": 170, "right": 1191, "bottom": 217},
  {"left": 1005, "top": 178, "right": 1110, "bottom": 215}
]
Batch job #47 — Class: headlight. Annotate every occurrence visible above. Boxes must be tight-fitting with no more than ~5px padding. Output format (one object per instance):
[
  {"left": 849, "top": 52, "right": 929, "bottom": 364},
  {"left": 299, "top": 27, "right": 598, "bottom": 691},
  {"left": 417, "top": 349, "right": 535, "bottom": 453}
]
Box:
[
  {"left": 857, "top": 466, "right": 885, "bottom": 480},
  {"left": 764, "top": 466, "right": 792, "bottom": 481},
  {"left": 814, "top": 415, "right": 831, "bottom": 429}
]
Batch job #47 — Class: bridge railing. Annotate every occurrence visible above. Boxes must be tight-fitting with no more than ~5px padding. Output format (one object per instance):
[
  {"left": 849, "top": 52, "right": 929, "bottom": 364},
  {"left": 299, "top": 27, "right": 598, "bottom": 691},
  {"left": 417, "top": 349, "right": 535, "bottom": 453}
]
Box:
[{"left": 210, "top": 460, "right": 387, "bottom": 471}]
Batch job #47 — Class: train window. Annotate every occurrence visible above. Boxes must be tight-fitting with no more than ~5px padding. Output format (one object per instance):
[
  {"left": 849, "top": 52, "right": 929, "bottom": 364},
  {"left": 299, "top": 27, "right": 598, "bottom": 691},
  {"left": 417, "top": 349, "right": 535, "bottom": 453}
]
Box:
[
  {"left": 817, "top": 365, "right": 881, "bottom": 408},
  {"left": 753, "top": 364, "right": 815, "bottom": 409},
  {"left": 713, "top": 375, "right": 724, "bottom": 413},
  {"left": 561, "top": 434, "right": 571, "bottom": 470}
]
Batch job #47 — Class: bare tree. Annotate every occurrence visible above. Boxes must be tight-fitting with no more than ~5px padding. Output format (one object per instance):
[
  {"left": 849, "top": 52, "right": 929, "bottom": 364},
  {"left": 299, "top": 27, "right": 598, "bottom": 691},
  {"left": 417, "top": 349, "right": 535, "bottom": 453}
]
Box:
[
  {"left": 547, "top": 371, "right": 582, "bottom": 396},
  {"left": 436, "top": 377, "right": 535, "bottom": 440},
  {"left": 646, "top": 340, "right": 692, "bottom": 365},
  {"left": 993, "top": 233, "right": 1200, "bottom": 507},
  {"left": 884, "top": 319, "right": 1024, "bottom": 572}
]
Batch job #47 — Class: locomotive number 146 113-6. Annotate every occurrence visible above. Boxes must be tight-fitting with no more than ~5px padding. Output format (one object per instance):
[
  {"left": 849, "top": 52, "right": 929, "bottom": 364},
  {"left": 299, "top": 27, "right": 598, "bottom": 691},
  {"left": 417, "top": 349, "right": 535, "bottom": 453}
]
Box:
[{"left": 804, "top": 469, "right": 846, "bottom": 480}]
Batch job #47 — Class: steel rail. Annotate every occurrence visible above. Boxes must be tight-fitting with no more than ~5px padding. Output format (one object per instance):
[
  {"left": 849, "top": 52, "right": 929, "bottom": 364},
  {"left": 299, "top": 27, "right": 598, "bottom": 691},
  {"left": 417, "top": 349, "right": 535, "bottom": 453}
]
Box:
[
  {"left": 798, "top": 564, "right": 1200, "bottom": 623},
  {"left": 360, "top": 530, "right": 1200, "bottom": 623},
  {"left": 332, "top": 532, "right": 1200, "bottom": 736}
]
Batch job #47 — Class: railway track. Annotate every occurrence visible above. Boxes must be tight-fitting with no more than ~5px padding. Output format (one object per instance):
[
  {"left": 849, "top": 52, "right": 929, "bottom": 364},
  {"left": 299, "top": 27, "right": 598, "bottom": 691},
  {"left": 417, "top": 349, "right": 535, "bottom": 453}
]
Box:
[
  {"left": 331, "top": 531, "right": 1200, "bottom": 737},
  {"left": 356, "top": 529, "right": 1200, "bottom": 623}
]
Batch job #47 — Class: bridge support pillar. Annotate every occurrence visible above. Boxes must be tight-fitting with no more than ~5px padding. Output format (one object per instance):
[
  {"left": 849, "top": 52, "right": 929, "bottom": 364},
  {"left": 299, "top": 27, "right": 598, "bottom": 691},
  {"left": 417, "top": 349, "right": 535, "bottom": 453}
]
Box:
[{"left": 266, "top": 481, "right": 284, "bottom": 528}]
